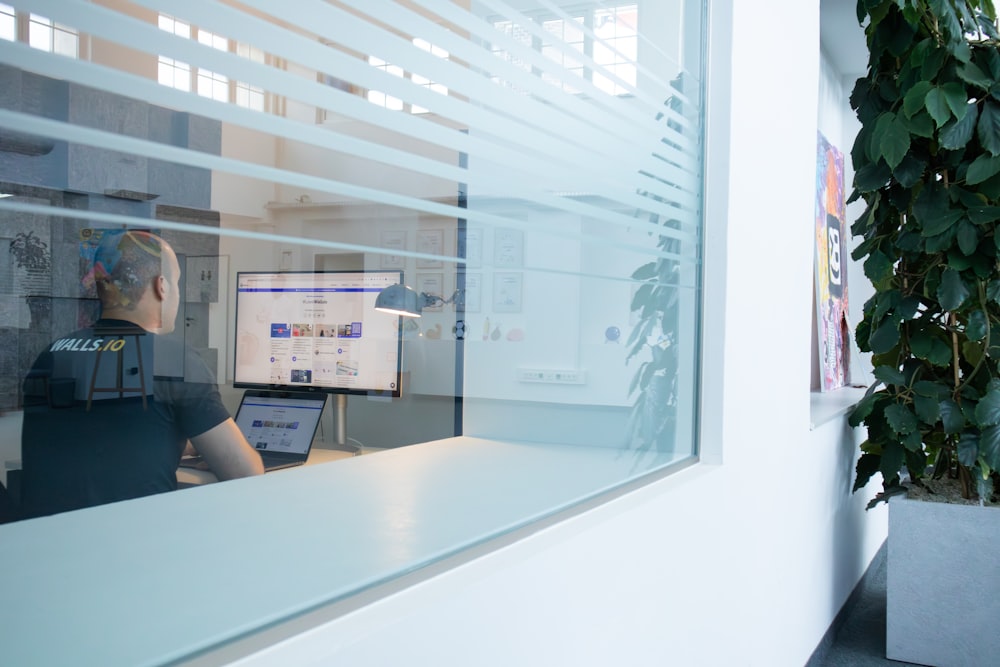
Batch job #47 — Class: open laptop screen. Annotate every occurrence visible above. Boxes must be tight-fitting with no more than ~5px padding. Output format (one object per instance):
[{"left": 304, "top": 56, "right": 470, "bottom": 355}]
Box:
[{"left": 233, "top": 391, "right": 326, "bottom": 456}]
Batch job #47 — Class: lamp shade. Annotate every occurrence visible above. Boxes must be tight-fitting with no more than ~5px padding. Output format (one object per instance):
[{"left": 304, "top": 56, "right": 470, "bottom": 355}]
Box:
[{"left": 374, "top": 283, "right": 422, "bottom": 317}]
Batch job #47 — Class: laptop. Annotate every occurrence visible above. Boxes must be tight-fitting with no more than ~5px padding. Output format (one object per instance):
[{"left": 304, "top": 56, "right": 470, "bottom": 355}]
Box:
[{"left": 181, "top": 389, "right": 327, "bottom": 472}]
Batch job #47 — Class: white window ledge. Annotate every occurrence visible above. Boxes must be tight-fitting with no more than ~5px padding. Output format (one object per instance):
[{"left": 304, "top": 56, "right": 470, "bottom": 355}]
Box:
[
  {"left": 810, "top": 385, "right": 870, "bottom": 430},
  {"left": 0, "top": 436, "right": 692, "bottom": 666}
]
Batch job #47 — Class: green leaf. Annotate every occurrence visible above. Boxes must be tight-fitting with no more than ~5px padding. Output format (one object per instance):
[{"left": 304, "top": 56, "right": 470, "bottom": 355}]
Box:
[
  {"left": 944, "top": 84, "right": 971, "bottom": 118},
  {"left": 964, "top": 339, "right": 985, "bottom": 366},
  {"left": 874, "top": 289, "right": 901, "bottom": 322},
  {"left": 863, "top": 250, "right": 894, "bottom": 286},
  {"left": 979, "top": 424, "right": 1000, "bottom": 469},
  {"left": 967, "top": 309, "right": 989, "bottom": 341},
  {"left": 959, "top": 60, "right": 993, "bottom": 89},
  {"left": 950, "top": 250, "right": 973, "bottom": 271},
  {"left": 923, "top": 42, "right": 949, "bottom": 79},
  {"left": 879, "top": 441, "right": 907, "bottom": 481},
  {"left": 871, "top": 112, "right": 895, "bottom": 161},
  {"left": 887, "top": 17, "right": 917, "bottom": 57},
  {"left": 976, "top": 387, "right": 1000, "bottom": 426},
  {"left": 979, "top": 101, "right": 1000, "bottom": 156},
  {"left": 931, "top": 337, "right": 953, "bottom": 366},
  {"left": 958, "top": 432, "right": 980, "bottom": 467},
  {"left": 902, "top": 110, "right": 936, "bottom": 138},
  {"left": 874, "top": 364, "right": 906, "bottom": 386},
  {"left": 988, "top": 278, "right": 1000, "bottom": 304},
  {"left": 854, "top": 161, "right": 892, "bottom": 192},
  {"left": 941, "top": 399, "right": 967, "bottom": 434},
  {"left": 870, "top": 320, "right": 901, "bottom": 355},
  {"left": 893, "top": 153, "right": 926, "bottom": 187},
  {"left": 903, "top": 80, "right": 934, "bottom": 117},
  {"left": 913, "top": 380, "right": 948, "bottom": 398},
  {"left": 968, "top": 205, "right": 1000, "bottom": 223},
  {"left": 854, "top": 451, "right": 882, "bottom": 492},
  {"left": 856, "top": 319, "right": 873, "bottom": 353},
  {"left": 966, "top": 154, "right": 1000, "bottom": 185},
  {"left": 895, "top": 231, "right": 923, "bottom": 252},
  {"left": 903, "top": 430, "right": 924, "bottom": 452},
  {"left": 938, "top": 268, "right": 971, "bottom": 311},
  {"left": 631, "top": 262, "right": 656, "bottom": 280},
  {"left": 881, "top": 115, "right": 911, "bottom": 170},
  {"left": 897, "top": 295, "right": 922, "bottom": 320},
  {"left": 957, "top": 219, "right": 980, "bottom": 254},
  {"left": 925, "top": 86, "right": 953, "bottom": 126},
  {"left": 921, "top": 209, "right": 964, "bottom": 237},
  {"left": 940, "top": 103, "right": 979, "bottom": 150},
  {"left": 630, "top": 283, "right": 654, "bottom": 311},
  {"left": 910, "top": 327, "right": 943, "bottom": 363},
  {"left": 956, "top": 187, "right": 986, "bottom": 208},
  {"left": 850, "top": 392, "right": 879, "bottom": 427},
  {"left": 982, "top": 39, "right": 1000, "bottom": 75},
  {"left": 914, "top": 182, "right": 962, "bottom": 235},
  {"left": 913, "top": 393, "right": 941, "bottom": 425}
]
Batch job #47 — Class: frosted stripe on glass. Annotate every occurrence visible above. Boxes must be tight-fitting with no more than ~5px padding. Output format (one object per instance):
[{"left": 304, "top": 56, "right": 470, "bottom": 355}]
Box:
[
  {"left": 0, "top": 44, "right": 700, "bottom": 240},
  {"left": 0, "top": 108, "right": 698, "bottom": 263},
  {"left": 22, "top": 0, "right": 702, "bottom": 219}
]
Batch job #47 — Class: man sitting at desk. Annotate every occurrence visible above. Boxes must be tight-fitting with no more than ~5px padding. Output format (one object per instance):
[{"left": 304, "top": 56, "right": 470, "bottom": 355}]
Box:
[{"left": 19, "top": 231, "right": 263, "bottom": 518}]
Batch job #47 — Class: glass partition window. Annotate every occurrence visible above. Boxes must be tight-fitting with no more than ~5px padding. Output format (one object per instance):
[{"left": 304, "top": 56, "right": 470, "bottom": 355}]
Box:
[{"left": 0, "top": 0, "right": 704, "bottom": 598}]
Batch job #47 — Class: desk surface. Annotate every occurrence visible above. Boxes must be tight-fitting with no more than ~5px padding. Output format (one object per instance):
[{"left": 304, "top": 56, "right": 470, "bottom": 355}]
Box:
[{"left": 176, "top": 445, "right": 358, "bottom": 485}]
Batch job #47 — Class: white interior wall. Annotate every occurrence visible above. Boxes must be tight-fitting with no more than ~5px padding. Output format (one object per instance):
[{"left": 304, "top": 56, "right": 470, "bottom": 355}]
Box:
[{"left": 231, "top": 1, "right": 889, "bottom": 665}]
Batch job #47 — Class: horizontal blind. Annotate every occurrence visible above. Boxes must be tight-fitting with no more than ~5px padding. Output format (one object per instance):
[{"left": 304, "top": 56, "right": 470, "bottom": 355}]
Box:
[{"left": 0, "top": 0, "right": 703, "bottom": 281}]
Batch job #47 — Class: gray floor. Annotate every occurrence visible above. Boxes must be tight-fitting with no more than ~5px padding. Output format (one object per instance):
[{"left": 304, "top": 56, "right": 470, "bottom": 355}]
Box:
[{"left": 807, "top": 543, "right": 923, "bottom": 667}]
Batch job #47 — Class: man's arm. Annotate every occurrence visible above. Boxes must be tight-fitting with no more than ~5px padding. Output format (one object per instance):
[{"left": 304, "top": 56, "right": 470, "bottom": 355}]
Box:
[{"left": 190, "top": 419, "right": 264, "bottom": 479}]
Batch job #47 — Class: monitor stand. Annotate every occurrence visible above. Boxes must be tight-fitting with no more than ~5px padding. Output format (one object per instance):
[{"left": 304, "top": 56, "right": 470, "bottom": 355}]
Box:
[{"left": 328, "top": 394, "right": 361, "bottom": 454}]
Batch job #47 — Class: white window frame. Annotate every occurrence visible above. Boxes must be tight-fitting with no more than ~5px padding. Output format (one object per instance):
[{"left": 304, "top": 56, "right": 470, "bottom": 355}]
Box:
[
  {"left": 0, "top": 4, "right": 80, "bottom": 58},
  {"left": 157, "top": 13, "right": 270, "bottom": 112},
  {"left": 491, "top": 3, "right": 638, "bottom": 96},
  {"left": 365, "top": 37, "right": 450, "bottom": 114}
]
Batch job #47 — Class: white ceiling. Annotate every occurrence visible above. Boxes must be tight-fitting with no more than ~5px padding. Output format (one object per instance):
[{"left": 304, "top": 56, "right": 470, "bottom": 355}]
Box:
[{"left": 820, "top": 0, "right": 868, "bottom": 76}]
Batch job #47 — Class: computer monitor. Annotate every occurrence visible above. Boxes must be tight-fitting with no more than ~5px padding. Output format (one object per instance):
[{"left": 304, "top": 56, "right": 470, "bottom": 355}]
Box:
[{"left": 233, "top": 270, "right": 403, "bottom": 397}]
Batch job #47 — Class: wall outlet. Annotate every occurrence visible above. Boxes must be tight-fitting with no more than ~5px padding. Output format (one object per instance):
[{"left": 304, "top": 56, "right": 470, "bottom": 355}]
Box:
[{"left": 516, "top": 368, "right": 586, "bottom": 384}]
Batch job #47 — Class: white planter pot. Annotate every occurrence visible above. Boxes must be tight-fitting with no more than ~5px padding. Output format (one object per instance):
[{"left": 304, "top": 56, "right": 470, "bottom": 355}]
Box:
[{"left": 887, "top": 495, "right": 1000, "bottom": 666}]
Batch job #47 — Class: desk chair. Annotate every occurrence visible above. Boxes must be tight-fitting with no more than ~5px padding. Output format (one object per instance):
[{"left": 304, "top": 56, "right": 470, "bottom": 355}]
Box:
[
  {"left": 0, "top": 479, "right": 19, "bottom": 524},
  {"left": 87, "top": 328, "right": 148, "bottom": 411}
]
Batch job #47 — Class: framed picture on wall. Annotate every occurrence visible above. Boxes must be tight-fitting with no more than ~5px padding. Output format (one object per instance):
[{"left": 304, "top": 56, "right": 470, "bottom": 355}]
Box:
[
  {"left": 457, "top": 227, "right": 483, "bottom": 268},
  {"left": 492, "top": 272, "right": 522, "bottom": 313},
  {"left": 380, "top": 230, "right": 406, "bottom": 269},
  {"left": 460, "top": 272, "right": 482, "bottom": 313},
  {"left": 416, "top": 229, "right": 444, "bottom": 269},
  {"left": 494, "top": 228, "right": 523, "bottom": 268}
]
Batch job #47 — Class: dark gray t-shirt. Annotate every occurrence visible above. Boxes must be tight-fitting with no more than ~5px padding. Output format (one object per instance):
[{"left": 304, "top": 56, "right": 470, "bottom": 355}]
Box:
[{"left": 20, "top": 319, "right": 230, "bottom": 518}]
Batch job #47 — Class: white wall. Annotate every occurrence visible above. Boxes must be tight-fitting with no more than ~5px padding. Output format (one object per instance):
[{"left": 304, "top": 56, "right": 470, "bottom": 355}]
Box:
[{"left": 228, "top": 1, "right": 889, "bottom": 665}]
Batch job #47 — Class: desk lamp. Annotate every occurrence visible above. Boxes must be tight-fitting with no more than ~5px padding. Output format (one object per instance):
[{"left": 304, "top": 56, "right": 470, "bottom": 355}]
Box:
[{"left": 374, "top": 284, "right": 463, "bottom": 317}]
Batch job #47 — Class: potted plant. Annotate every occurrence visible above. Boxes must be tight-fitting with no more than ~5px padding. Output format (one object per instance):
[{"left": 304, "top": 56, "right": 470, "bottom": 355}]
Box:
[
  {"left": 626, "top": 74, "right": 691, "bottom": 456},
  {"left": 848, "top": 1, "right": 1000, "bottom": 664}
]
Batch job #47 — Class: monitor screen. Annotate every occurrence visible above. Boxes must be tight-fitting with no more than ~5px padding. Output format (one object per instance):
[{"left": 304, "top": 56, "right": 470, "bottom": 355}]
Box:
[{"left": 233, "top": 270, "right": 403, "bottom": 397}]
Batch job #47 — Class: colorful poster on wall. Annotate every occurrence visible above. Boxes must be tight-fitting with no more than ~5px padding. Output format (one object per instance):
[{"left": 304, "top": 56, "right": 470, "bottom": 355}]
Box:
[{"left": 815, "top": 132, "right": 850, "bottom": 391}]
